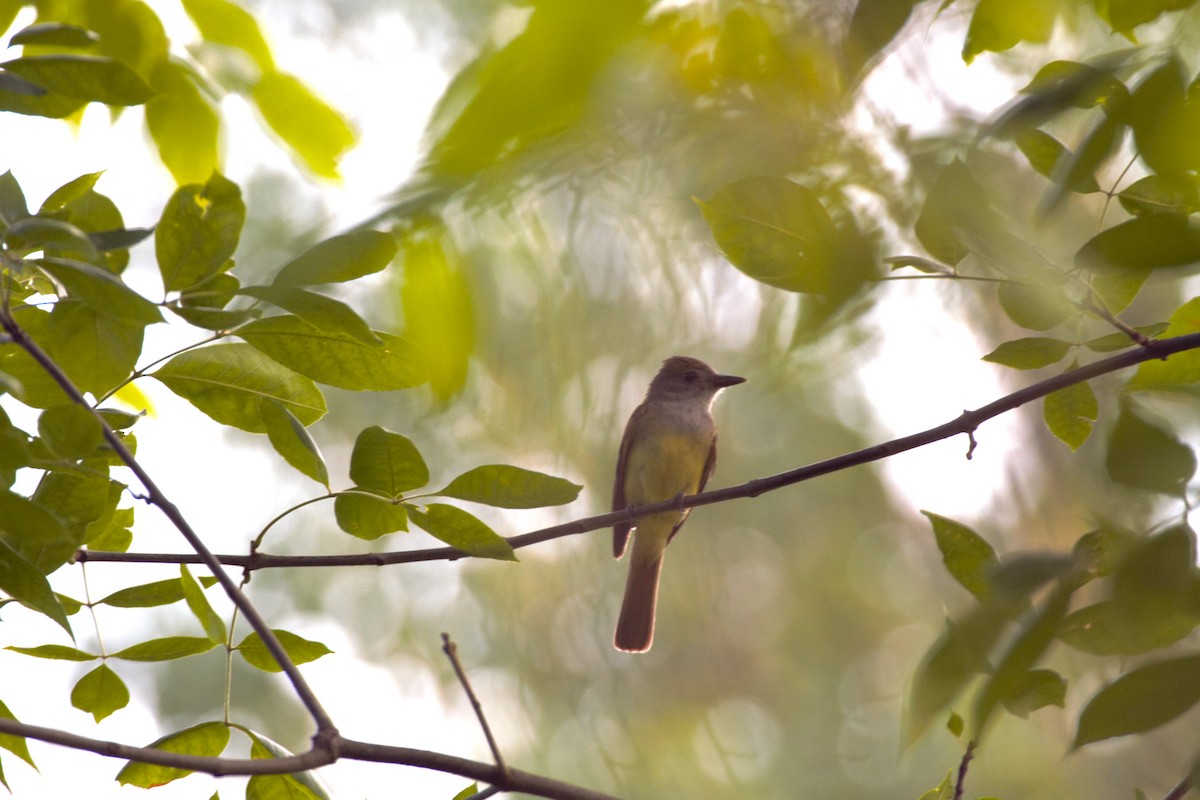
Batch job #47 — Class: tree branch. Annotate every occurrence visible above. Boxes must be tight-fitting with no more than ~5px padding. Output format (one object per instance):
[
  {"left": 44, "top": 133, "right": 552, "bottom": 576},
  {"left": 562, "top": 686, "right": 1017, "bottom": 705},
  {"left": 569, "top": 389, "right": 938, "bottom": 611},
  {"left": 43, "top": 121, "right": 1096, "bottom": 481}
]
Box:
[
  {"left": 75, "top": 331, "right": 1200, "bottom": 570},
  {"left": 442, "top": 633, "right": 508, "bottom": 776},
  {"left": 0, "top": 313, "right": 339, "bottom": 739},
  {"left": 0, "top": 719, "right": 623, "bottom": 800}
]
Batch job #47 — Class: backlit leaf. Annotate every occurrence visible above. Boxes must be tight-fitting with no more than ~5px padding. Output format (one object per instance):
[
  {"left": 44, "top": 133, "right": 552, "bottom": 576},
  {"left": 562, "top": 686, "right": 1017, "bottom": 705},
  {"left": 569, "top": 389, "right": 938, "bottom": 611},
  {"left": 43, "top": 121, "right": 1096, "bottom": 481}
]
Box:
[
  {"left": 111, "top": 636, "right": 218, "bottom": 662},
  {"left": 156, "top": 172, "right": 244, "bottom": 292},
  {"left": 258, "top": 398, "right": 328, "bottom": 486},
  {"left": 1074, "top": 654, "right": 1200, "bottom": 747},
  {"left": 271, "top": 230, "right": 397, "bottom": 286},
  {"left": 235, "top": 629, "right": 332, "bottom": 673},
  {"left": 923, "top": 511, "right": 997, "bottom": 600},
  {"left": 438, "top": 465, "right": 581, "bottom": 508},
  {"left": 71, "top": 664, "right": 129, "bottom": 722},
  {"left": 348, "top": 426, "right": 427, "bottom": 497},
  {"left": 408, "top": 504, "right": 516, "bottom": 561},
  {"left": 982, "top": 337, "right": 1072, "bottom": 369},
  {"left": 1043, "top": 368, "right": 1098, "bottom": 450},
  {"left": 116, "top": 722, "right": 230, "bottom": 788}
]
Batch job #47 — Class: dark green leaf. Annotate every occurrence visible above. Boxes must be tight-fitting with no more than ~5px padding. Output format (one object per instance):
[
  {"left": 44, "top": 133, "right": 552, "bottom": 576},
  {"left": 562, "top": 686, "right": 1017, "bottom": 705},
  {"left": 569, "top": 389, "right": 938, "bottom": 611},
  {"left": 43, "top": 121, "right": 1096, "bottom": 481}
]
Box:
[
  {"left": 151, "top": 343, "right": 326, "bottom": 433},
  {"left": 1000, "top": 668, "right": 1067, "bottom": 718},
  {"left": 167, "top": 304, "right": 259, "bottom": 330},
  {"left": 37, "top": 404, "right": 103, "bottom": 459},
  {"left": 348, "top": 426, "right": 428, "bottom": 497},
  {"left": 0, "top": 538, "right": 70, "bottom": 634},
  {"left": 237, "top": 315, "right": 426, "bottom": 391},
  {"left": 438, "top": 465, "right": 581, "bottom": 508},
  {"left": 696, "top": 176, "right": 841, "bottom": 293},
  {"left": 9, "top": 22, "right": 99, "bottom": 48},
  {"left": 1127, "top": 56, "right": 1200, "bottom": 175},
  {"left": 259, "top": 398, "right": 328, "bottom": 486},
  {"left": 1076, "top": 215, "right": 1200, "bottom": 273},
  {"left": 235, "top": 629, "right": 332, "bottom": 673},
  {"left": 271, "top": 230, "right": 397, "bottom": 286},
  {"left": 982, "top": 337, "right": 1072, "bottom": 369},
  {"left": 1, "top": 55, "right": 153, "bottom": 105},
  {"left": 41, "top": 300, "right": 145, "bottom": 396},
  {"left": 3, "top": 216, "right": 99, "bottom": 261},
  {"left": 156, "top": 172, "right": 244, "bottom": 292},
  {"left": 89, "top": 227, "right": 154, "bottom": 252},
  {"left": 1074, "top": 654, "right": 1200, "bottom": 747},
  {"left": 1118, "top": 175, "right": 1200, "bottom": 216},
  {"left": 111, "top": 636, "right": 218, "bottom": 662},
  {"left": 239, "top": 285, "right": 380, "bottom": 345},
  {"left": 116, "top": 722, "right": 230, "bottom": 788},
  {"left": 32, "top": 471, "right": 122, "bottom": 564},
  {"left": 0, "top": 488, "right": 75, "bottom": 573},
  {"left": 0, "top": 170, "right": 29, "bottom": 227},
  {"left": 71, "top": 664, "right": 129, "bottom": 722},
  {"left": 1105, "top": 404, "right": 1196, "bottom": 493},
  {"left": 36, "top": 258, "right": 163, "bottom": 324},
  {"left": 1043, "top": 366, "right": 1098, "bottom": 450},
  {"left": 408, "top": 504, "right": 516, "bottom": 561},
  {"left": 922, "top": 511, "right": 998, "bottom": 600},
  {"left": 333, "top": 492, "right": 408, "bottom": 540},
  {"left": 1015, "top": 130, "right": 1100, "bottom": 193},
  {"left": 6, "top": 644, "right": 96, "bottom": 660}
]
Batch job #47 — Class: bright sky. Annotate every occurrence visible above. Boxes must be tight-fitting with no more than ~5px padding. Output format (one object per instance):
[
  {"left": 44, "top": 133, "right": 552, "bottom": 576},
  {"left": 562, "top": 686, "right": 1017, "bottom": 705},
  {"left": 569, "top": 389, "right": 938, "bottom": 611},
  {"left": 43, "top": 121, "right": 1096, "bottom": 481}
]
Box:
[{"left": 0, "top": 3, "right": 1040, "bottom": 798}]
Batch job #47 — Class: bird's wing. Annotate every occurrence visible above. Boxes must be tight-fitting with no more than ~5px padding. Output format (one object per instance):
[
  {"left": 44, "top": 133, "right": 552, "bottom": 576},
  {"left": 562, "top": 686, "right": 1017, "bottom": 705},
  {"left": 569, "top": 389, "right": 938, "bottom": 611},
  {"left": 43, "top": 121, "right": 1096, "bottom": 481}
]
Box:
[{"left": 611, "top": 402, "right": 645, "bottom": 558}]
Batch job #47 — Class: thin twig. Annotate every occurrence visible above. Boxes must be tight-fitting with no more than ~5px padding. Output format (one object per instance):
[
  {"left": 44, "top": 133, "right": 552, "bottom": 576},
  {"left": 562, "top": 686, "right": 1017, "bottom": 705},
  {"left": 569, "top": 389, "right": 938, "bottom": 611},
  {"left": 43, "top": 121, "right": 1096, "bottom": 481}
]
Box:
[
  {"left": 442, "top": 633, "right": 508, "bottom": 776},
  {"left": 0, "top": 313, "right": 339, "bottom": 743},
  {"left": 76, "top": 330, "right": 1200, "bottom": 571},
  {"left": 954, "top": 740, "right": 976, "bottom": 800},
  {"left": 1163, "top": 776, "right": 1192, "bottom": 800}
]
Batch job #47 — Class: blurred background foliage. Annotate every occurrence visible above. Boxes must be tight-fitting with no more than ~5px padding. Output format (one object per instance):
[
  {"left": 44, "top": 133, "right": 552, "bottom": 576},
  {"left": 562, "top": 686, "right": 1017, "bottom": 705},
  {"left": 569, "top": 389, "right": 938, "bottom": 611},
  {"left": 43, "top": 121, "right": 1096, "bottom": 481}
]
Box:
[{"left": 6, "top": 0, "right": 1200, "bottom": 798}]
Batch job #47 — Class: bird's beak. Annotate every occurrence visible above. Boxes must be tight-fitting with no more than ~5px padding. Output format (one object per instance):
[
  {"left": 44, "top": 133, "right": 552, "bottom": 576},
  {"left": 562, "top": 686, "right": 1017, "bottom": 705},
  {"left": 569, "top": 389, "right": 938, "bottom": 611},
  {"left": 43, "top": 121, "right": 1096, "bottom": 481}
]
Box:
[{"left": 713, "top": 373, "right": 746, "bottom": 389}]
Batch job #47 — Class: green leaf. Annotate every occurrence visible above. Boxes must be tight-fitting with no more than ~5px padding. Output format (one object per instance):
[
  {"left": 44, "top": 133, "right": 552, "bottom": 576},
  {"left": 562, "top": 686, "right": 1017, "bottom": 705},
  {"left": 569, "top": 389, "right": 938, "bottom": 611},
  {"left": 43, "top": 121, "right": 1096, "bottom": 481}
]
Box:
[
  {"left": 1130, "top": 298, "right": 1200, "bottom": 388},
  {"left": 1085, "top": 323, "right": 1168, "bottom": 352},
  {"left": 35, "top": 258, "right": 163, "bottom": 324},
  {"left": 1118, "top": 174, "right": 1200, "bottom": 217},
  {"left": 399, "top": 225, "right": 475, "bottom": 400},
  {"left": 167, "top": 304, "right": 259, "bottom": 331},
  {"left": 252, "top": 70, "right": 355, "bottom": 179},
  {"left": 271, "top": 230, "right": 397, "bottom": 286},
  {"left": 0, "top": 538, "right": 70, "bottom": 634},
  {"left": 1, "top": 55, "right": 153, "bottom": 105},
  {"left": 1000, "top": 668, "right": 1067, "bottom": 718},
  {"left": 408, "top": 504, "right": 516, "bottom": 561},
  {"left": 982, "top": 337, "right": 1072, "bottom": 369},
  {"left": 38, "top": 403, "right": 104, "bottom": 459},
  {"left": 245, "top": 731, "right": 329, "bottom": 800},
  {"left": 1015, "top": 130, "right": 1100, "bottom": 193},
  {"left": 996, "top": 281, "right": 1074, "bottom": 331},
  {"left": 3, "top": 217, "right": 99, "bottom": 261},
  {"left": 1076, "top": 215, "right": 1200, "bottom": 273},
  {"left": 1126, "top": 56, "right": 1200, "bottom": 175},
  {"left": 914, "top": 159, "right": 998, "bottom": 266},
  {"left": 962, "top": 0, "right": 1054, "bottom": 63},
  {"left": 39, "top": 300, "right": 144, "bottom": 396},
  {"left": 99, "top": 578, "right": 187, "bottom": 608},
  {"left": 239, "top": 286, "right": 380, "bottom": 345},
  {"left": 237, "top": 315, "right": 426, "bottom": 391},
  {"left": 438, "top": 465, "right": 581, "bottom": 508},
  {"left": 151, "top": 343, "right": 326, "bottom": 434},
  {"left": 116, "top": 722, "right": 230, "bottom": 788},
  {"left": 0, "top": 485, "right": 76, "bottom": 571},
  {"left": 0, "top": 170, "right": 29, "bottom": 227},
  {"left": 922, "top": 511, "right": 998, "bottom": 600},
  {"left": 1108, "top": 0, "right": 1199, "bottom": 32},
  {"left": 71, "top": 663, "right": 129, "bottom": 722},
  {"left": 1059, "top": 598, "right": 1200, "bottom": 656},
  {"left": 904, "top": 604, "right": 1011, "bottom": 746},
  {"left": 333, "top": 492, "right": 409, "bottom": 540},
  {"left": 696, "top": 176, "right": 842, "bottom": 294},
  {"left": 146, "top": 60, "right": 220, "bottom": 186},
  {"left": 1105, "top": 404, "right": 1196, "bottom": 494},
  {"left": 180, "top": 565, "right": 226, "bottom": 643},
  {"left": 1074, "top": 654, "right": 1200, "bottom": 747},
  {"left": 1043, "top": 367, "right": 1098, "bottom": 450},
  {"left": 181, "top": 0, "right": 274, "bottom": 70},
  {"left": 5, "top": 644, "right": 96, "bottom": 661},
  {"left": 348, "top": 426, "right": 428, "bottom": 497},
  {"left": 973, "top": 586, "right": 1071, "bottom": 734},
  {"left": 156, "top": 172, "right": 244, "bottom": 292},
  {"left": 235, "top": 629, "right": 332, "bottom": 673},
  {"left": 1089, "top": 269, "right": 1148, "bottom": 315},
  {"left": 111, "top": 636, "right": 218, "bottom": 662},
  {"left": 0, "top": 699, "right": 35, "bottom": 771},
  {"left": 452, "top": 784, "right": 481, "bottom": 800},
  {"left": 10, "top": 22, "right": 99, "bottom": 48},
  {"left": 916, "top": 771, "right": 954, "bottom": 800},
  {"left": 258, "top": 398, "right": 328, "bottom": 487},
  {"left": 28, "top": 472, "right": 119, "bottom": 569}
]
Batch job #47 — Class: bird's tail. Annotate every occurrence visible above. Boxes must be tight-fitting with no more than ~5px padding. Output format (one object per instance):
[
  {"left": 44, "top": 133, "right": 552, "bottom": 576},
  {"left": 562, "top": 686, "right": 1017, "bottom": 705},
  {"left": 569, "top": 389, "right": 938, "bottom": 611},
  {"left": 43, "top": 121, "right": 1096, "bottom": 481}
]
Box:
[{"left": 614, "top": 550, "right": 664, "bottom": 652}]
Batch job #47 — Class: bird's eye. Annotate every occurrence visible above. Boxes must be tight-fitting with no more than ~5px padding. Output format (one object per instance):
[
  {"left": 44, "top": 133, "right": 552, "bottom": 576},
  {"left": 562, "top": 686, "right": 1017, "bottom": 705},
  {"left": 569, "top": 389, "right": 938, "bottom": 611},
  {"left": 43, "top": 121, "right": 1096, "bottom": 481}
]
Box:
[{"left": 682, "top": 371, "right": 697, "bottom": 383}]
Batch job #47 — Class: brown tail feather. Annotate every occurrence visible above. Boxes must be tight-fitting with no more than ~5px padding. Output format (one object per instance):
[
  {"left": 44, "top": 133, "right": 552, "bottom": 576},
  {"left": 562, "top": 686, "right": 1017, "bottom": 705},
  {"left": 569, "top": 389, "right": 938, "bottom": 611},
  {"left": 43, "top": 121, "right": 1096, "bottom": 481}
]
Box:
[{"left": 614, "top": 552, "right": 663, "bottom": 652}]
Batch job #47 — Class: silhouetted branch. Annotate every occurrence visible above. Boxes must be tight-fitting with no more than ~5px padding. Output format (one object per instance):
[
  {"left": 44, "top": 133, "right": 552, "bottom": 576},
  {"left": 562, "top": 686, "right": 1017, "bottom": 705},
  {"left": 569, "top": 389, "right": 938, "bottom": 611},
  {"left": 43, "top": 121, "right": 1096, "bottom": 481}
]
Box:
[{"left": 76, "top": 331, "right": 1200, "bottom": 570}]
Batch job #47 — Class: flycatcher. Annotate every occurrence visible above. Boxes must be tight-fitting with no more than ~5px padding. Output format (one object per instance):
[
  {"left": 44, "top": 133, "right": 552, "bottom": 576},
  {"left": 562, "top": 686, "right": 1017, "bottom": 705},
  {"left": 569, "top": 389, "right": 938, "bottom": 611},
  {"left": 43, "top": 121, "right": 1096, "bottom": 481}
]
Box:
[{"left": 612, "top": 355, "right": 745, "bottom": 652}]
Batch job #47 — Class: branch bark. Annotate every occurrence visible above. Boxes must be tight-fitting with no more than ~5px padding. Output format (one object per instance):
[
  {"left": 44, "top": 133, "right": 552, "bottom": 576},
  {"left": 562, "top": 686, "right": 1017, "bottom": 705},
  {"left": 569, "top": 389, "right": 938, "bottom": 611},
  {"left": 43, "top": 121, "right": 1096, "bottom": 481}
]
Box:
[{"left": 76, "top": 331, "right": 1200, "bottom": 570}]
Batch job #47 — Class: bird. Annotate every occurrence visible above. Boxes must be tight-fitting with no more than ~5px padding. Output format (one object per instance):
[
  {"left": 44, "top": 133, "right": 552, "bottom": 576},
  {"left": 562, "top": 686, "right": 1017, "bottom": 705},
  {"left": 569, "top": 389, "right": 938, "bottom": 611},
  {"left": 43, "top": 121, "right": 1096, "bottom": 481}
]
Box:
[{"left": 612, "top": 355, "right": 745, "bottom": 652}]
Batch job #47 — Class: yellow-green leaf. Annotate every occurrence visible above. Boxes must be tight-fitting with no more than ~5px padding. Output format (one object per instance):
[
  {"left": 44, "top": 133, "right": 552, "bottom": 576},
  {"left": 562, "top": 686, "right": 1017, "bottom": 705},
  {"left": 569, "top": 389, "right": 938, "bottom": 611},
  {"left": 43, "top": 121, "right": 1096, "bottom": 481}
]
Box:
[{"left": 116, "top": 722, "right": 230, "bottom": 788}]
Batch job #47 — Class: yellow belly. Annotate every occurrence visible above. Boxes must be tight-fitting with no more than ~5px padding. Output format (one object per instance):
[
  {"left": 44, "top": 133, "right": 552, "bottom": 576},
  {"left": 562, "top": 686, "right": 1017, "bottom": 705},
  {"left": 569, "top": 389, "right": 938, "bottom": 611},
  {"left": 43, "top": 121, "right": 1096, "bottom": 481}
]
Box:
[{"left": 624, "top": 431, "right": 709, "bottom": 506}]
